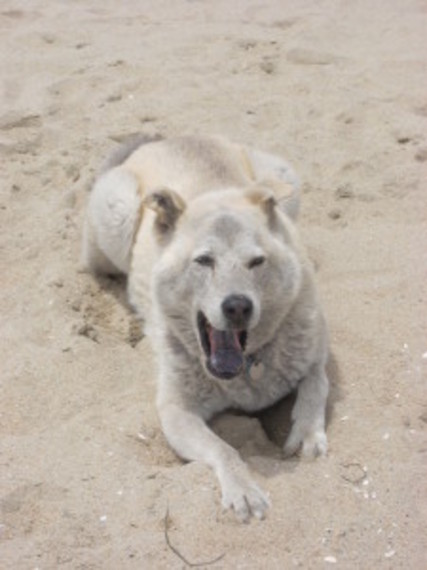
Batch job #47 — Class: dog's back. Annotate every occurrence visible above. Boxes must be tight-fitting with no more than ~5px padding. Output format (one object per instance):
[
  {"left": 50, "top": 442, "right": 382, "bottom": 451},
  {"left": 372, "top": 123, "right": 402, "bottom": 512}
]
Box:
[
  {"left": 122, "top": 135, "right": 253, "bottom": 201},
  {"left": 82, "top": 135, "right": 299, "bottom": 276}
]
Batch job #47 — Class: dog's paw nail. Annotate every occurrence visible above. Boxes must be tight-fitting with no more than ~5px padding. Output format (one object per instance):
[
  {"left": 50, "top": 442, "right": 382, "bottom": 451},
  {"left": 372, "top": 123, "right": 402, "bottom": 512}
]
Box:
[
  {"left": 221, "top": 478, "right": 270, "bottom": 522},
  {"left": 283, "top": 434, "right": 301, "bottom": 457},
  {"left": 301, "top": 431, "right": 328, "bottom": 458},
  {"left": 283, "top": 439, "right": 299, "bottom": 457},
  {"left": 284, "top": 427, "right": 328, "bottom": 459},
  {"left": 253, "top": 502, "right": 268, "bottom": 520}
]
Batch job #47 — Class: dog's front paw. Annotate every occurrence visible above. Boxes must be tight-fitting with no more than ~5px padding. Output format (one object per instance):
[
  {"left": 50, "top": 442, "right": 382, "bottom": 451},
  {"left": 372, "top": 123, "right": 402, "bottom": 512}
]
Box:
[
  {"left": 220, "top": 469, "right": 270, "bottom": 522},
  {"left": 283, "top": 424, "right": 328, "bottom": 459}
]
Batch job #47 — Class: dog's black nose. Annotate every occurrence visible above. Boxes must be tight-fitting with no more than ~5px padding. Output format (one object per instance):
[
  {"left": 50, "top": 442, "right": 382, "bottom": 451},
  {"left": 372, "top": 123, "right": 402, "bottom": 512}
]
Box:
[{"left": 222, "top": 294, "right": 253, "bottom": 326}]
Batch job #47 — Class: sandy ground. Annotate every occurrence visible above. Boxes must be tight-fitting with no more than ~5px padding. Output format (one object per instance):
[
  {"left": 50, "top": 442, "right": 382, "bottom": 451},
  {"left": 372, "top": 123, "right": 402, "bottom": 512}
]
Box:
[{"left": 1, "top": 1, "right": 427, "bottom": 568}]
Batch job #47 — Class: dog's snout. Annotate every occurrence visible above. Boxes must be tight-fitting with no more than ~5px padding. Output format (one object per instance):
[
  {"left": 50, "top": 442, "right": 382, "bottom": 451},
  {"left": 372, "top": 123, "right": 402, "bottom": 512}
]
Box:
[{"left": 222, "top": 294, "right": 253, "bottom": 326}]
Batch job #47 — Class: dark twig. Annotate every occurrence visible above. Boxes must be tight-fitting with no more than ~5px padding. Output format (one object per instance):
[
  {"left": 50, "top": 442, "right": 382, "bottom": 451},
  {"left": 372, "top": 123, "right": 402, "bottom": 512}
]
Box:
[{"left": 164, "top": 505, "right": 225, "bottom": 567}]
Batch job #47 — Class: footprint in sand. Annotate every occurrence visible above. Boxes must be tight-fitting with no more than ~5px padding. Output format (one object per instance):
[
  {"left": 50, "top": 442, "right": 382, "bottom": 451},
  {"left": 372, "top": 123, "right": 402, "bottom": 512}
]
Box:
[
  {"left": 0, "top": 112, "right": 41, "bottom": 131},
  {"left": 1, "top": 483, "right": 68, "bottom": 536},
  {"left": 287, "top": 48, "right": 343, "bottom": 65}
]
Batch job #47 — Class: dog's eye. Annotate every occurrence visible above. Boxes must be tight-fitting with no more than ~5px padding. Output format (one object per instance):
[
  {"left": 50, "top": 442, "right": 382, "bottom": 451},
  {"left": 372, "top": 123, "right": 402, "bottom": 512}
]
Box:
[
  {"left": 194, "top": 254, "right": 215, "bottom": 268},
  {"left": 248, "top": 256, "right": 266, "bottom": 269}
]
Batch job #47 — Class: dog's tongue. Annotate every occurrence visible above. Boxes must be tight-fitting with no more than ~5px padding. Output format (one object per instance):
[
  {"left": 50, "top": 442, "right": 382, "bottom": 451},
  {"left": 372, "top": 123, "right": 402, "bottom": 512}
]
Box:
[{"left": 207, "top": 327, "right": 243, "bottom": 379}]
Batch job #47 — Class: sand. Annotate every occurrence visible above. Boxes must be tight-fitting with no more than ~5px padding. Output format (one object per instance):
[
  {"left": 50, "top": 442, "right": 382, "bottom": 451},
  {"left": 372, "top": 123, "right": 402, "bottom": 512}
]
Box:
[{"left": 1, "top": 1, "right": 426, "bottom": 568}]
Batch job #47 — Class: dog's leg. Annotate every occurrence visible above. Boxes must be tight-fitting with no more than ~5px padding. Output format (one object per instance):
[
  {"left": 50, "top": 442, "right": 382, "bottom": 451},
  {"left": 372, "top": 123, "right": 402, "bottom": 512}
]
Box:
[
  {"left": 245, "top": 148, "right": 300, "bottom": 220},
  {"left": 158, "top": 403, "right": 270, "bottom": 521},
  {"left": 283, "top": 363, "right": 329, "bottom": 458},
  {"left": 82, "top": 167, "right": 141, "bottom": 275},
  {"left": 81, "top": 218, "right": 121, "bottom": 275}
]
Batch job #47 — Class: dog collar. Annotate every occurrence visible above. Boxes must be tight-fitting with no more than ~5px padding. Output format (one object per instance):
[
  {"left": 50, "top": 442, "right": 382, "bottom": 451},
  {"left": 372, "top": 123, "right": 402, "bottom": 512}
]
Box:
[{"left": 244, "top": 353, "right": 265, "bottom": 381}]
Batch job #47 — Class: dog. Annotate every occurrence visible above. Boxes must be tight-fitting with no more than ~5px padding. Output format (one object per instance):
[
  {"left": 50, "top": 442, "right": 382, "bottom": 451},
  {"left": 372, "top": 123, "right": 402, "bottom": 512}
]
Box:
[{"left": 82, "top": 135, "right": 329, "bottom": 521}]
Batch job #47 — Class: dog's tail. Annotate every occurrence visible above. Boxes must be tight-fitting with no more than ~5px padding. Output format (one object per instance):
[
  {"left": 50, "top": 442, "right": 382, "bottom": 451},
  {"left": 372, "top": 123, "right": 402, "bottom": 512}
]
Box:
[{"left": 100, "top": 133, "right": 163, "bottom": 174}]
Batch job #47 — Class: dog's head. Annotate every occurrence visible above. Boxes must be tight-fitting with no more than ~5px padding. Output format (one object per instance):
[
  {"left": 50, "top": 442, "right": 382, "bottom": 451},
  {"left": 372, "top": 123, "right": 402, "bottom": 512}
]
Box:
[{"left": 146, "top": 185, "right": 303, "bottom": 381}]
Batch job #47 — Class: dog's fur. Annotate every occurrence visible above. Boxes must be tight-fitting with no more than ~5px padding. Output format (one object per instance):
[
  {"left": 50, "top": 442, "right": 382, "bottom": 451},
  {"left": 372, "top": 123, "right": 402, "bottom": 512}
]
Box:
[{"left": 82, "top": 135, "right": 329, "bottom": 521}]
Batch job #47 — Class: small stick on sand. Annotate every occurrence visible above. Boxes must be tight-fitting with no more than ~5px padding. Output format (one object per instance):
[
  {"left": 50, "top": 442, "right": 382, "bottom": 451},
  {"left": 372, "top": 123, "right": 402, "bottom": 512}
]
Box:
[{"left": 164, "top": 505, "right": 225, "bottom": 567}]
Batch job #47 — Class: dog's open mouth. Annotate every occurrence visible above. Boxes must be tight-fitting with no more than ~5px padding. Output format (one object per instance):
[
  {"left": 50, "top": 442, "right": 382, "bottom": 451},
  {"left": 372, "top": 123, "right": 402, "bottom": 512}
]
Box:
[{"left": 197, "top": 311, "right": 247, "bottom": 380}]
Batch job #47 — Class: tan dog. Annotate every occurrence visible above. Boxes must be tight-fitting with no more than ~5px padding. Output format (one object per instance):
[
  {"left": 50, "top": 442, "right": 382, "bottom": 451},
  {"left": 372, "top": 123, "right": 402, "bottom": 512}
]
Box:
[{"left": 82, "top": 135, "right": 329, "bottom": 521}]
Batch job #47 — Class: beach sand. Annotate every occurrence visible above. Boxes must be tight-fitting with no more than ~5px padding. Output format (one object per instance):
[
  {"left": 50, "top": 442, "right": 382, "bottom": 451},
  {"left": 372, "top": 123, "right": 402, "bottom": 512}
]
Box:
[{"left": 1, "top": 1, "right": 426, "bottom": 568}]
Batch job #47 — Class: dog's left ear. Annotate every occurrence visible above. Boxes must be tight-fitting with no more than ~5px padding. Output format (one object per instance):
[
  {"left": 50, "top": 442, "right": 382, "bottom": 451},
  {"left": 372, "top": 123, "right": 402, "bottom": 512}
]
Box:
[{"left": 144, "top": 187, "right": 186, "bottom": 237}]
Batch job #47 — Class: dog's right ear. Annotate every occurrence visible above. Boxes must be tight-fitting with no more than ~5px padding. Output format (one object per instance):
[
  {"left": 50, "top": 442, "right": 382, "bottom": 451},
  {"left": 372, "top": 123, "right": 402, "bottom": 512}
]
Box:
[
  {"left": 246, "top": 186, "right": 278, "bottom": 223},
  {"left": 144, "top": 188, "right": 186, "bottom": 237},
  {"left": 247, "top": 180, "right": 300, "bottom": 221}
]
